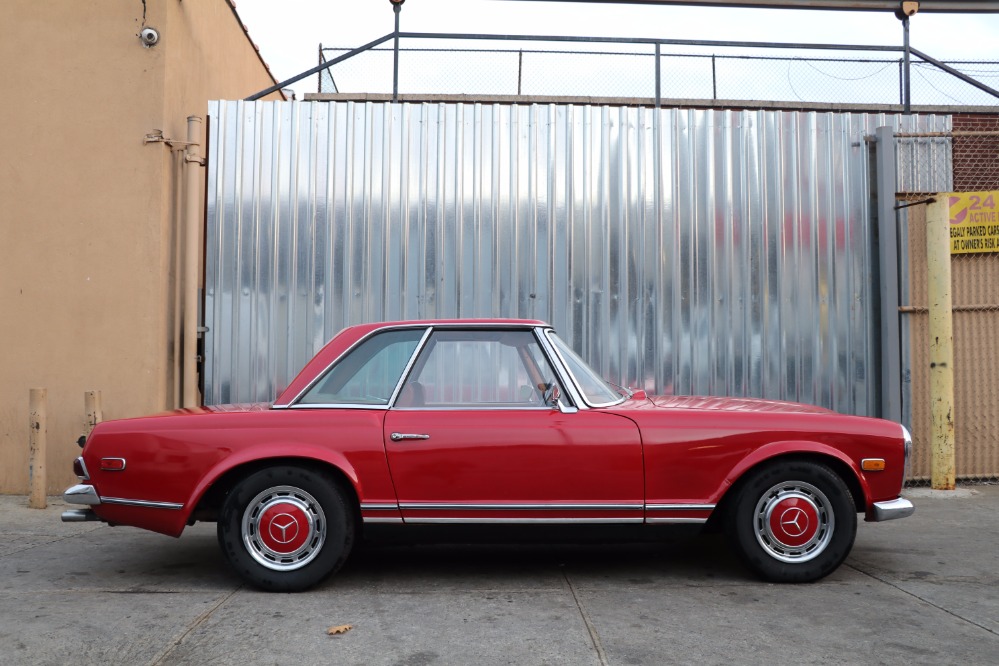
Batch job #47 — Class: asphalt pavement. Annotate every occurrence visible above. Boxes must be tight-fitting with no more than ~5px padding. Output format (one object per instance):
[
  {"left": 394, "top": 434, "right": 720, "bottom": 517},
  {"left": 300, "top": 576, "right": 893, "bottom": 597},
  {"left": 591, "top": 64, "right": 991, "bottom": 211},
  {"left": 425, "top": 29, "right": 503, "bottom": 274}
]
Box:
[{"left": 1, "top": 486, "right": 997, "bottom": 666}]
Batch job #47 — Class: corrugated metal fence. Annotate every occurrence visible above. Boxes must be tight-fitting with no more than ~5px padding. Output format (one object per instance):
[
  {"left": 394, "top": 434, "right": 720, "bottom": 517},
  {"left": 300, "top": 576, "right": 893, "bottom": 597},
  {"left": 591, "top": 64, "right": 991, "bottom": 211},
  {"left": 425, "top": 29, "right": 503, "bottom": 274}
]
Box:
[{"left": 205, "top": 100, "right": 946, "bottom": 413}]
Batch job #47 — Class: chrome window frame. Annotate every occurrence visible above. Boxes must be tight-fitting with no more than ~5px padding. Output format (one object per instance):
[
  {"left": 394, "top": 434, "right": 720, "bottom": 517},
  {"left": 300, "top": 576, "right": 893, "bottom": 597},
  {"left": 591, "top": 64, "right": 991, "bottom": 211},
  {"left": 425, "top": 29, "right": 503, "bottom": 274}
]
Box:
[
  {"left": 542, "top": 329, "right": 625, "bottom": 408},
  {"left": 533, "top": 326, "right": 587, "bottom": 410},
  {"left": 392, "top": 326, "right": 572, "bottom": 412},
  {"left": 280, "top": 325, "right": 432, "bottom": 410}
]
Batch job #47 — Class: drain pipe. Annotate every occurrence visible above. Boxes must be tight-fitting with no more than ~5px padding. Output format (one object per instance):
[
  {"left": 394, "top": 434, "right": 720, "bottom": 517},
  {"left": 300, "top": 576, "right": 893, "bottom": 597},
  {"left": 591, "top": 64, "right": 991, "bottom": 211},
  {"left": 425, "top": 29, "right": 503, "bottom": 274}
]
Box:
[{"left": 183, "top": 116, "right": 204, "bottom": 407}]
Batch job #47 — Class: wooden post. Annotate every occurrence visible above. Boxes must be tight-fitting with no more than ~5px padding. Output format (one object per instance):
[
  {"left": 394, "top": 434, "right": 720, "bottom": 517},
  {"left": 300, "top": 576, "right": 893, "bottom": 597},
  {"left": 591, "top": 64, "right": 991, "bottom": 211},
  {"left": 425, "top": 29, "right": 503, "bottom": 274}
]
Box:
[
  {"left": 926, "top": 197, "right": 956, "bottom": 490},
  {"left": 84, "top": 390, "right": 103, "bottom": 438},
  {"left": 28, "top": 388, "right": 47, "bottom": 509}
]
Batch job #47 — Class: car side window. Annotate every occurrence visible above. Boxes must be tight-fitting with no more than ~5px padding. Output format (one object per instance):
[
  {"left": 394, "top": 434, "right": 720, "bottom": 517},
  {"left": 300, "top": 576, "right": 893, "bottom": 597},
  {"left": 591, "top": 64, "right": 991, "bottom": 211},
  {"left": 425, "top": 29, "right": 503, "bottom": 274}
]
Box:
[
  {"left": 298, "top": 329, "right": 425, "bottom": 406},
  {"left": 396, "top": 329, "right": 560, "bottom": 409}
]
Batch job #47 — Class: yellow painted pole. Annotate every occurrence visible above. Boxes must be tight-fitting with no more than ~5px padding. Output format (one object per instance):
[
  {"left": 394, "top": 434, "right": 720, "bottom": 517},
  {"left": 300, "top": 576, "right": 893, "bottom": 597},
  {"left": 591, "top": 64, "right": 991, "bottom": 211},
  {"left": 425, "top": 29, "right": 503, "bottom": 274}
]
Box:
[
  {"left": 28, "top": 388, "right": 47, "bottom": 509},
  {"left": 926, "top": 196, "right": 956, "bottom": 490}
]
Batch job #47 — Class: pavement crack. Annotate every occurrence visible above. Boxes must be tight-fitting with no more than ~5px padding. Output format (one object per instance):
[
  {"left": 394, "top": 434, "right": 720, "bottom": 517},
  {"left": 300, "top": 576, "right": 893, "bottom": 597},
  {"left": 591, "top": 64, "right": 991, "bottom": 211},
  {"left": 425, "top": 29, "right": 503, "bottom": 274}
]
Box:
[
  {"left": 561, "top": 566, "right": 609, "bottom": 666},
  {"left": 846, "top": 563, "right": 998, "bottom": 638},
  {"left": 147, "top": 584, "right": 242, "bottom": 666},
  {"left": 0, "top": 527, "right": 106, "bottom": 559}
]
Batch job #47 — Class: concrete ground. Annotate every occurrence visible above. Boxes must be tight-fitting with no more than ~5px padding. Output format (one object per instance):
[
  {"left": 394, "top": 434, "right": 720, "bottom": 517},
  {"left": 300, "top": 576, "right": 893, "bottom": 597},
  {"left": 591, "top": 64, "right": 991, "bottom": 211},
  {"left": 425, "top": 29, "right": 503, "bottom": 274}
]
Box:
[{"left": 1, "top": 487, "right": 997, "bottom": 666}]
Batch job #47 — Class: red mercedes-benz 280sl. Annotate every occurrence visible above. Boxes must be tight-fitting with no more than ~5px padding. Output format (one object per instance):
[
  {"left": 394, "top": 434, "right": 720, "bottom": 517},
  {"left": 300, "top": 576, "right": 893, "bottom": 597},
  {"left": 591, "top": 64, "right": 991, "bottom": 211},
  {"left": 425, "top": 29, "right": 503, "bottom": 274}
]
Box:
[{"left": 63, "top": 319, "right": 913, "bottom": 591}]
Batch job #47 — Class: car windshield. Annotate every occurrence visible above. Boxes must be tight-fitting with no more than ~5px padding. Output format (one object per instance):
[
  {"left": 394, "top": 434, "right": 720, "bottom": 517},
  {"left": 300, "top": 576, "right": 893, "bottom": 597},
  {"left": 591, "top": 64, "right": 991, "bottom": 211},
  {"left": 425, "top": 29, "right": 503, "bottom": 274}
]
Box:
[{"left": 546, "top": 331, "right": 624, "bottom": 406}]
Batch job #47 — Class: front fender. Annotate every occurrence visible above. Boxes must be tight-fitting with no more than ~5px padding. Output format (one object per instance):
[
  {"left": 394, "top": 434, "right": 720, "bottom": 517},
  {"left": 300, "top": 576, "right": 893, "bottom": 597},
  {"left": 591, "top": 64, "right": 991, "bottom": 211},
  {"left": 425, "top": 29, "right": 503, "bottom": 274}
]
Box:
[{"left": 716, "top": 440, "right": 869, "bottom": 506}]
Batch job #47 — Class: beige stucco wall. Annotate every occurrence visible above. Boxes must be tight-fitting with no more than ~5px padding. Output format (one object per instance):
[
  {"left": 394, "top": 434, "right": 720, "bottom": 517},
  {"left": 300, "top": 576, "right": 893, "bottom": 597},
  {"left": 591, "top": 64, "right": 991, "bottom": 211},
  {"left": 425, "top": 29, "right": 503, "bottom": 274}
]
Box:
[{"left": 0, "top": 0, "right": 281, "bottom": 494}]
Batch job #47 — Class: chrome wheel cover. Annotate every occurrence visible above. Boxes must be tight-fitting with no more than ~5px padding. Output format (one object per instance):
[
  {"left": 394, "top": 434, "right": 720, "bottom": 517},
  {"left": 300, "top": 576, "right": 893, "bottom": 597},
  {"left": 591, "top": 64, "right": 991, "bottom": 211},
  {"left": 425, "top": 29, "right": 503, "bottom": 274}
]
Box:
[
  {"left": 753, "top": 480, "right": 835, "bottom": 564},
  {"left": 241, "top": 485, "right": 326, "bottom": 572}
]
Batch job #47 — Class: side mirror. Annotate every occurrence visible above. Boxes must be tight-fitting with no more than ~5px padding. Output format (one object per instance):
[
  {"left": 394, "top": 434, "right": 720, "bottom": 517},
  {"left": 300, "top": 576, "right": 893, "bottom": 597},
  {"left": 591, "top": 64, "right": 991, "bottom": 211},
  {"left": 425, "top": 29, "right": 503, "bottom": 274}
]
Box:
[
  {"left": 543, "top": 382, "right": 578, "bottom": 414},
  {"left": 543, "top": 382, "right": 560, "bottom": 407}
]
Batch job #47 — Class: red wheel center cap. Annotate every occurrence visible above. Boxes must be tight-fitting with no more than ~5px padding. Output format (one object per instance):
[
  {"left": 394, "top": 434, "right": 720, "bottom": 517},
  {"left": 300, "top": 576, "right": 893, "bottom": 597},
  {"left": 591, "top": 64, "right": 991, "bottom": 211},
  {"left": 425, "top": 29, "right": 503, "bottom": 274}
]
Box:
[
  {"left": 259, "top": 502, "right": 310, "bottom": 554},
  {"left": 769, "top": 498, "right": 819, "bottom": 547}
]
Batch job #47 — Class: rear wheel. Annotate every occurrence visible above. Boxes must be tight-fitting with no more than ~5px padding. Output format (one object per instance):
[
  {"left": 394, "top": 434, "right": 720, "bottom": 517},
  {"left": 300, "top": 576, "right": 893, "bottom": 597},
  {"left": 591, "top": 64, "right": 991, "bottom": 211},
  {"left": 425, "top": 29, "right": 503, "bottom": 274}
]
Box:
[
  {"left": 217, "top": 465, "right": 354, "bottom": 591},
  {"left": 726, "top": 460, "right": 856, "bottom": 583}
]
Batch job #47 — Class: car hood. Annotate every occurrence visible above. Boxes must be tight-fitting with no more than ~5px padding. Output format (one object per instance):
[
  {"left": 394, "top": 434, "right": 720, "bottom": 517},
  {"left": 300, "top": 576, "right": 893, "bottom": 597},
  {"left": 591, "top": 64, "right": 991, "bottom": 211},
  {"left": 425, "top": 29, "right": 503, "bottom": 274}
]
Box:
[{"left": 651, "top": 395, "right": 832, "bottom": 414}]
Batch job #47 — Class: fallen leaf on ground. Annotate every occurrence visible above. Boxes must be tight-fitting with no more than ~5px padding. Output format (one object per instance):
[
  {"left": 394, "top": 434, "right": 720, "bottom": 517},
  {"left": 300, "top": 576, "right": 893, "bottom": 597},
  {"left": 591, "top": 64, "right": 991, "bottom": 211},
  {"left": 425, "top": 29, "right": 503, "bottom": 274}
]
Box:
[{"left": 327, "top": 624, "right": 353, "bottom": 635}]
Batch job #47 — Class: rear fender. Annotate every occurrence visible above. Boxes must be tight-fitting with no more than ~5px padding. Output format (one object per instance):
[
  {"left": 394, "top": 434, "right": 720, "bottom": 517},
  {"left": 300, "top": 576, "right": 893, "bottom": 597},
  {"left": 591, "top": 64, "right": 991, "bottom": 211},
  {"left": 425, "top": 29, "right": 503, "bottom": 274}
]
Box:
[{"left": 182, "top": 445, "right": 362, "bottom": 523}]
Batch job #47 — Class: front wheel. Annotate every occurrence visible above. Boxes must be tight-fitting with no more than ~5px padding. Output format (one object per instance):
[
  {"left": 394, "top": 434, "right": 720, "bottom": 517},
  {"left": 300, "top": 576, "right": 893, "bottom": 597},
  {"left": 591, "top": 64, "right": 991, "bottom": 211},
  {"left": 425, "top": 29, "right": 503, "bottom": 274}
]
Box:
[
  {"left": 217, "top": 466, "right": 355, "bottom": 591},
  {"left": 725, "top": 460, "right": 856, "bottom": 583}
]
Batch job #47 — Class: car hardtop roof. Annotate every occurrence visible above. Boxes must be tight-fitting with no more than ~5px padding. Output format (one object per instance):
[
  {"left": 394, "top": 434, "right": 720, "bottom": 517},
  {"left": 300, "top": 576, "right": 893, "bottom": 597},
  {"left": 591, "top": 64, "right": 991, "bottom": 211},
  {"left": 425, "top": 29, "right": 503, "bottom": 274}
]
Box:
[
  {"left": 344, "top": 318, "right": 550, "bottom": 333},
  {"left": 273, "top": 319, "right": 552, "bottom": 405}
]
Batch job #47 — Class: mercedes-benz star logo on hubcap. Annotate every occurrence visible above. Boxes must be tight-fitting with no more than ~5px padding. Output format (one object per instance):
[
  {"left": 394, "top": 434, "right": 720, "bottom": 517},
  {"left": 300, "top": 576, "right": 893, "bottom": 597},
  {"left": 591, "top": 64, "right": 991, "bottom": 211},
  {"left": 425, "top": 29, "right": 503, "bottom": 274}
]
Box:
[
  {"left": 268, "top": 513, "right": 300, "bottom": 545},
  {"left": 779, "top": 507, "right": 809, "bottom": 537}
]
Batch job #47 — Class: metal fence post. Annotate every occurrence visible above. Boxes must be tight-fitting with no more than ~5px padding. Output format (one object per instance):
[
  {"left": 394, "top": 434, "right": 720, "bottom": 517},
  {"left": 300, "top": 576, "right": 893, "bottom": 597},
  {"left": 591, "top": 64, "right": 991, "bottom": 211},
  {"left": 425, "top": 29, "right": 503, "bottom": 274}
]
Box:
[
  {"left": 712, "top": 54, "right": 717, "bottom": 100},
  {"left": 393, "top": 2, "right": 402, "bottom": 102},
  {"left": 875, "top": 126, "right": 901, "bottom": 424},
  {"left": 28, "top": 388, "right": 47, "bottom": 508},
  {"left": 926, "top": 196, "right": 956, "bottom": 490},
  {"left": 655, "top": 43, "right": 661, "bottom": 108},
  {"left": 901, "top": 15, "right": 911, "bottom": 113}
]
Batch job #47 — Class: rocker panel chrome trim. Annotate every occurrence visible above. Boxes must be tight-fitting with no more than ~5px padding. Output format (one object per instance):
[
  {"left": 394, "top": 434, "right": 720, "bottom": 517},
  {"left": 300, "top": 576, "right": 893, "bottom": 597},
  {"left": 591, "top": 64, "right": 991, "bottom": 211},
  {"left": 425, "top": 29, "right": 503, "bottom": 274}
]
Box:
[
  {"left": 101, "top": 496, "right": 184, "bottom": 510},
  {"left": 399, "top": 503, "right": 644, "bottom": 511},
  {"left": 405, "top": 517, "right": 645, "bottom": 524}
]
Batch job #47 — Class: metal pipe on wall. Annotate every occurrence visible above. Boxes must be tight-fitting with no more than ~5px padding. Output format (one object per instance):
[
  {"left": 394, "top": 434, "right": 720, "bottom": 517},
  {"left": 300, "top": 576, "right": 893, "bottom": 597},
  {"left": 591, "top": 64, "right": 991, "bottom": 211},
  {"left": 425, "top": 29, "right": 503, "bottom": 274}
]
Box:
[
  {"left": 84, "top": 390, "right": 103, "bottom": 437},
  {"left": 183, "top": 116, "right": 204, "bottom": 407}
]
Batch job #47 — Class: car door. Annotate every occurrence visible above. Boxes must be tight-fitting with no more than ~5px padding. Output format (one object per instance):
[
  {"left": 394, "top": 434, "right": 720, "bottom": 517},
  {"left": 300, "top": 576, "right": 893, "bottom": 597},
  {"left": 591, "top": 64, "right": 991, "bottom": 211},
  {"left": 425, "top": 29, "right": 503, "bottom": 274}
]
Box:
[{"left": 383, "top": 328, "right": 644, "bottom": 523}]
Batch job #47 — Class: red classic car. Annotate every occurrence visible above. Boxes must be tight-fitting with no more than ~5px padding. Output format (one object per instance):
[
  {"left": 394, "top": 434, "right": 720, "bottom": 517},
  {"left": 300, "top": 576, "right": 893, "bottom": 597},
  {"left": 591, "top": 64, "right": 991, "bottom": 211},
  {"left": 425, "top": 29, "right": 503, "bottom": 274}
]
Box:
[{"left": 63, "top": 319, "right": 913, "bottom": 591}]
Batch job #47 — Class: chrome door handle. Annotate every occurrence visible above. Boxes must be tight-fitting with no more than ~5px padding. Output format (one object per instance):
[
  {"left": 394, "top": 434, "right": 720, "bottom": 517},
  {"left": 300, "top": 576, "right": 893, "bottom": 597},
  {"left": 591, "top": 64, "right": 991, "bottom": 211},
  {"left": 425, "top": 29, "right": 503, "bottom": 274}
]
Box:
[{"left": 390, "top": 432, "right": 431, "bottom": 441}]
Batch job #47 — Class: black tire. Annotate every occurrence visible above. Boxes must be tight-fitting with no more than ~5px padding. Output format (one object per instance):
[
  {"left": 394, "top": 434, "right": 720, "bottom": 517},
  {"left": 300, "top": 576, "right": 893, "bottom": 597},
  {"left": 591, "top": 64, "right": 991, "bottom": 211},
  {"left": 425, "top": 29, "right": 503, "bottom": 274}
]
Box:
[
  {"left": 217, "top": 465, "right": 355, "bottom": 592},
  {"left": 725, "top": 460, "right": 856, "bottom": 583}
]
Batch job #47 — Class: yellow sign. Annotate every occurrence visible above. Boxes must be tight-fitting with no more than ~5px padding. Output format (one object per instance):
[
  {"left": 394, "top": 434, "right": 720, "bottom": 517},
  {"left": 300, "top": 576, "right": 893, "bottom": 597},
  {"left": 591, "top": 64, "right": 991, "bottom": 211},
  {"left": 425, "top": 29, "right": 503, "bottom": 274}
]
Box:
[{"left": 948, "top": 191, "right": 999, "bottom": 254}]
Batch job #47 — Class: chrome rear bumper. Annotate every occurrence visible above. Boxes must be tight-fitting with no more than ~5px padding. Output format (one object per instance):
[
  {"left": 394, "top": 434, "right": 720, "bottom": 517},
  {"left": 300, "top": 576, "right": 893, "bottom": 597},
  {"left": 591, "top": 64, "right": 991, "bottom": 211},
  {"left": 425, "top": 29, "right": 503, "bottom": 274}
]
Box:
[
  {"left": 61, "top": 484, "right": 103, "bottom": 523},
  {"left": 63, "top": 484, "right": 101, "bottom": 506},
  {"left": 870, "top": 497, "right": 915, "bottom": 522}
]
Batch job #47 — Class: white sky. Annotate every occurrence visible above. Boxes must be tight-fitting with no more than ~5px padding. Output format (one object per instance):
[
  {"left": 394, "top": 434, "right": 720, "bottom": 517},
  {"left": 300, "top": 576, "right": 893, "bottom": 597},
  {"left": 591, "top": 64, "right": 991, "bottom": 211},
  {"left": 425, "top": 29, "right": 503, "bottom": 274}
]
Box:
[{"left": 233, "top": 0, "right": 999, "bottom": 97}]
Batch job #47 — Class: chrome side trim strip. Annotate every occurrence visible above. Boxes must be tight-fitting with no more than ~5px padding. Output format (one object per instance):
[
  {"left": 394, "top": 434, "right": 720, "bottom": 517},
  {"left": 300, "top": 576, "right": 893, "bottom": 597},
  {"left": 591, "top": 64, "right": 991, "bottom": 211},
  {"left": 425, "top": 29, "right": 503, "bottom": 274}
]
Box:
[
  {"left": 405, "top": 517, "right": 645, "bottom": 524},
  {"left": 645, "top": 517, "right": 710, "bottom": 524},
  {"left": 362, "top": 517, "right": 405, "bottom": 524},
  {"left": 360, "top": 503, "right": 400, "bottom": 511},
  {"left": 101, "top": 497, "right": 184, "bottom": 510},
  {"left": 870, "top": 497, "right": 915, "bottom": 522},
  {"left": 399, "top": 503, "right": 644, "bottom": 511},
  {"left": 287, "top": 403, "right": 391, "bottom": 410},
  {"left": 63, "top": 484, "right": 100, "bottom": 506},
  {"left": 646, "top": 504, "right": 716, "bottom": 511},
  {"left": 389, "top": 406, "right": 557, "bottom": 412}
]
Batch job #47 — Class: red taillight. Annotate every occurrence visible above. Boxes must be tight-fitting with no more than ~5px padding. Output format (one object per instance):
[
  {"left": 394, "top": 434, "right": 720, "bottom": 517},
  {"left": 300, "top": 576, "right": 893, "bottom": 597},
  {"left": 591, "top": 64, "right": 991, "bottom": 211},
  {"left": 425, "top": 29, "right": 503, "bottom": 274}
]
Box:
[
  {"left": 73, "top": 457, "right": 88, "bottom": 479},
  {"left": 99, "top": 458, "right": 126, "bottom": 471}
]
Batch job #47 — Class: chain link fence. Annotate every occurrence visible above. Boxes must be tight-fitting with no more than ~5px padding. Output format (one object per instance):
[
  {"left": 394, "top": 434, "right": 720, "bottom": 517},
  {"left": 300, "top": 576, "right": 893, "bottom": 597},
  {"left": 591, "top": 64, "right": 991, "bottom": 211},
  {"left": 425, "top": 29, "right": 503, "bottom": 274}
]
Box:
[
  {"left": 898, "top": 115, "right": 999, "bottom": 485},
  {"left": 319, "top": 43, "right": 999, "bottom": 107}
]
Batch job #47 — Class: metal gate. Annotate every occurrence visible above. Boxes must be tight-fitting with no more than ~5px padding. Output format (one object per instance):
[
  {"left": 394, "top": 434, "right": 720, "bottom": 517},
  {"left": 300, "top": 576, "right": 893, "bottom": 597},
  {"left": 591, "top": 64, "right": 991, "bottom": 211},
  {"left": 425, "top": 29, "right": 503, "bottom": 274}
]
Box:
[{"left": 204, "top": 100, "right": 946, "bottom": 413}]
